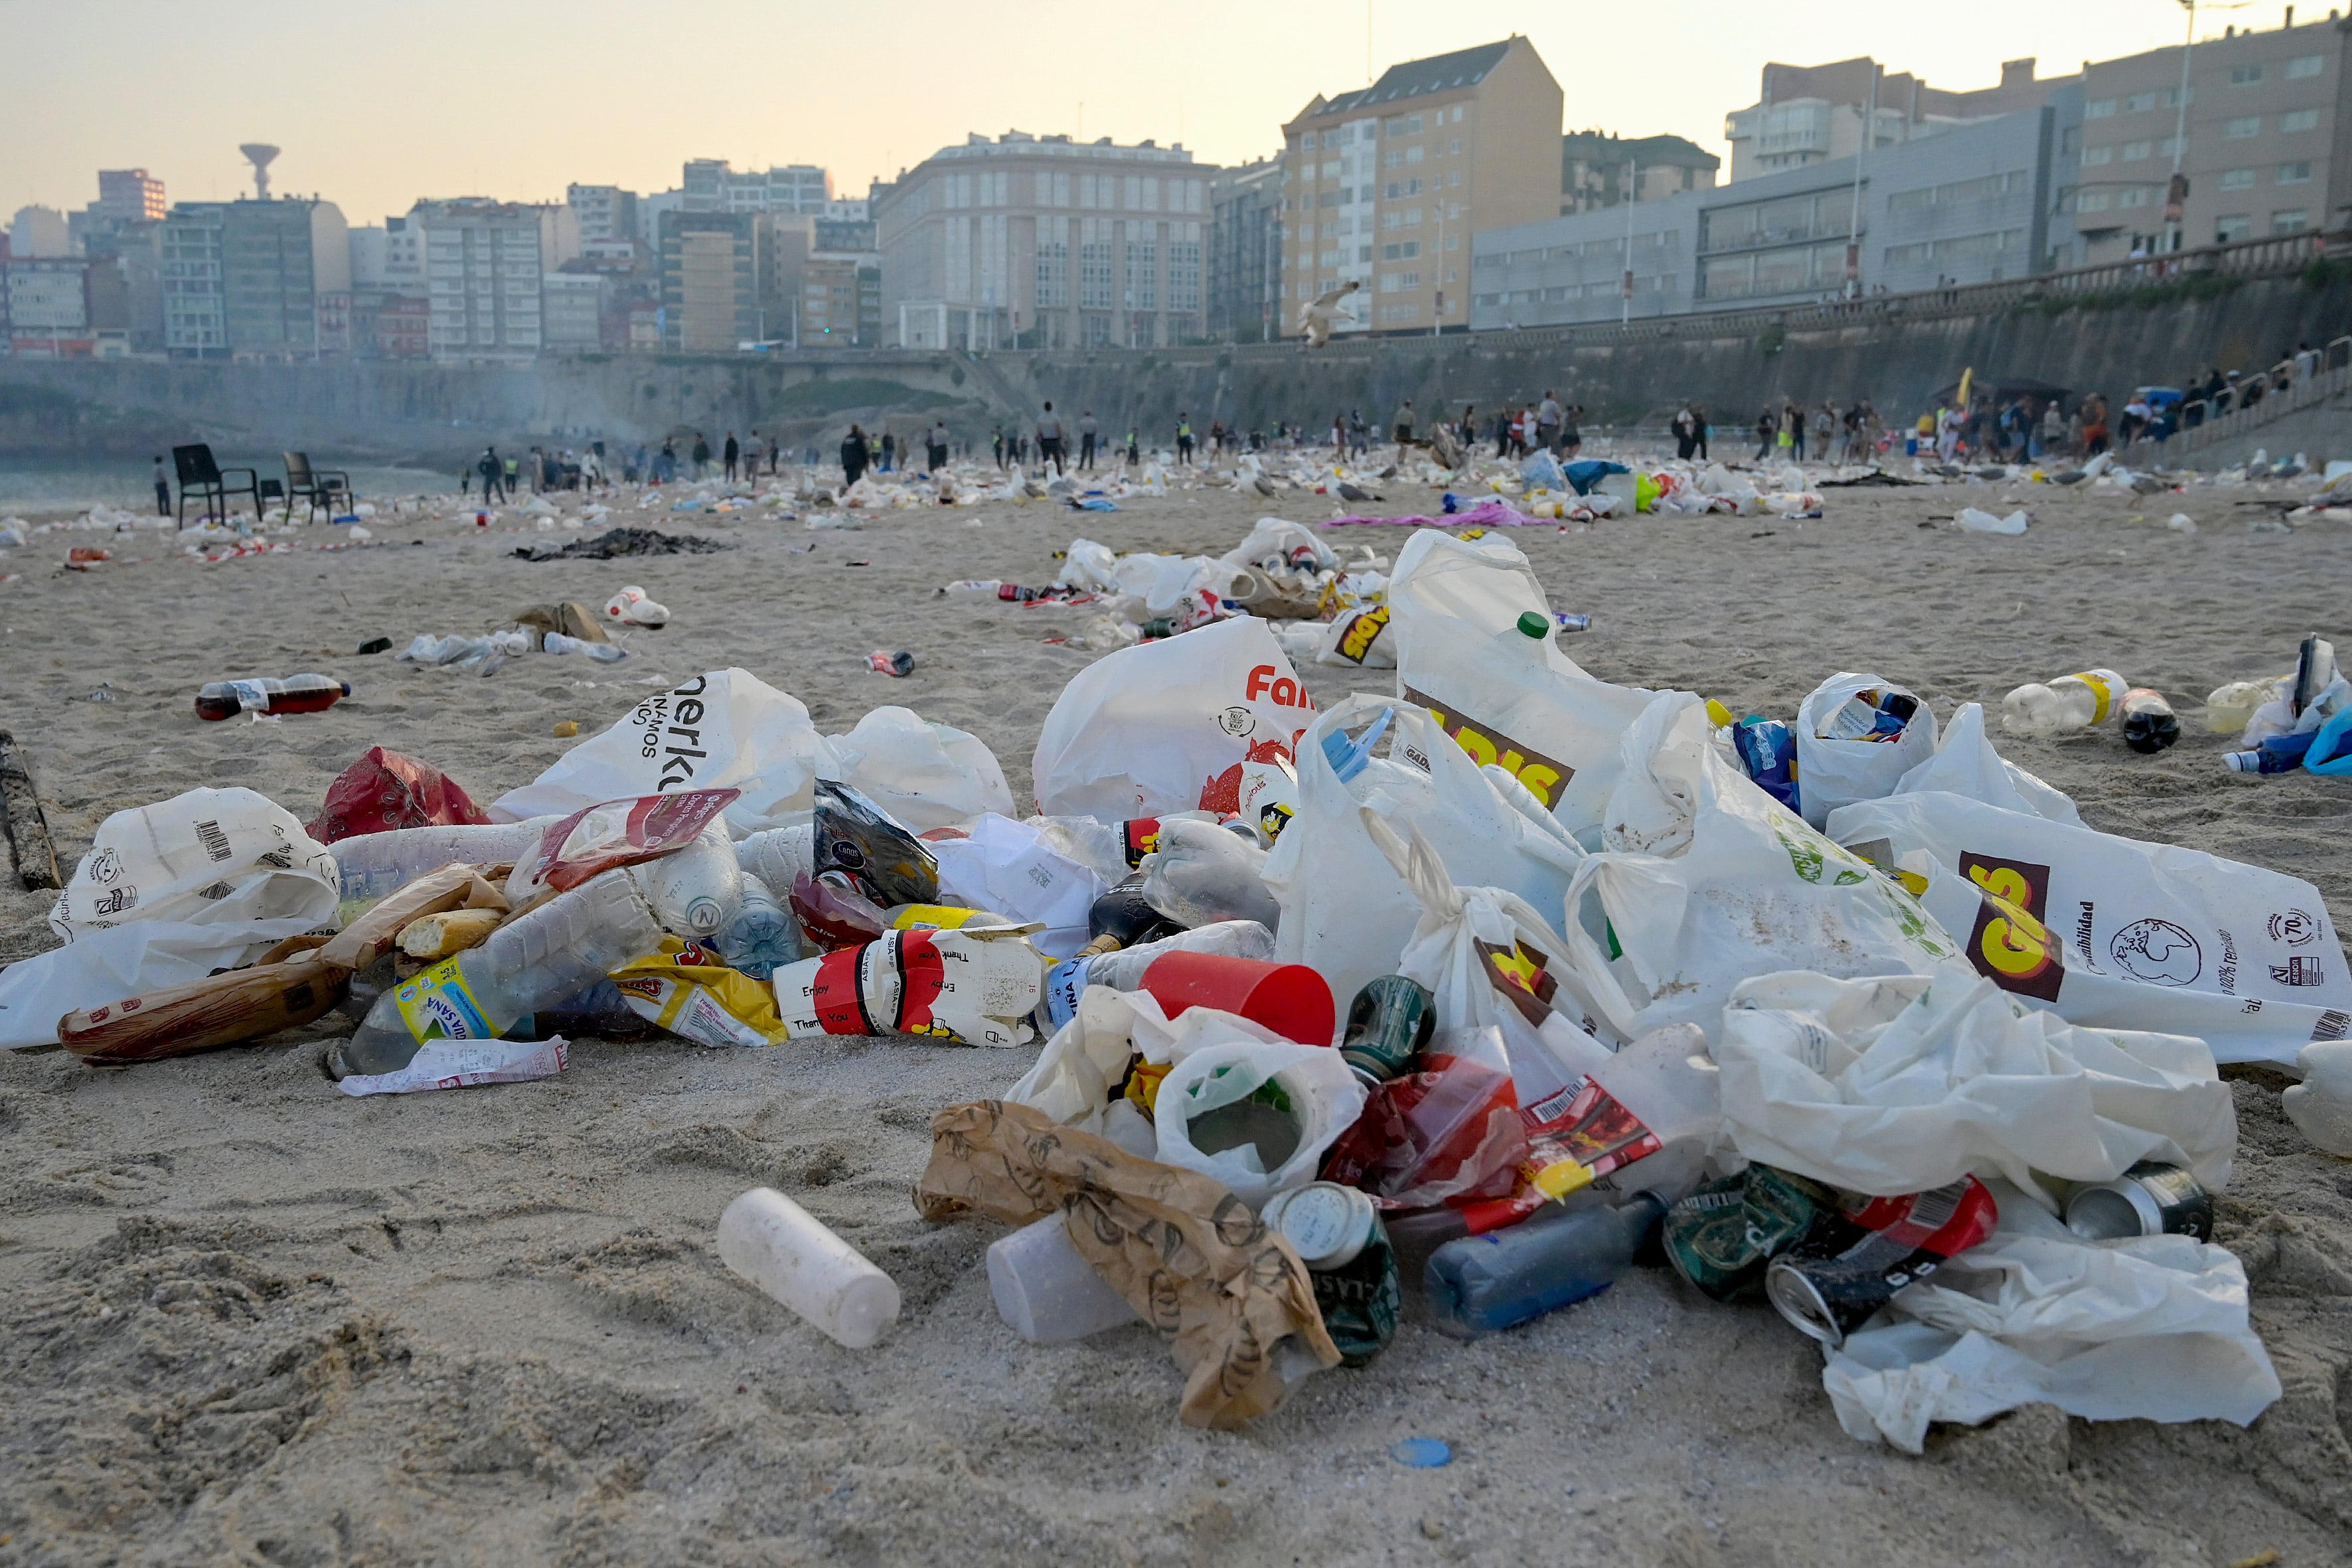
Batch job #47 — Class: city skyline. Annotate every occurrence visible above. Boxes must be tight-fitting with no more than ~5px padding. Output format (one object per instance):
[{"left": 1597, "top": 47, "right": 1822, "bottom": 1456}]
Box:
[{"left": 7, "top": 0, "right": 2225, "bottom": 224}]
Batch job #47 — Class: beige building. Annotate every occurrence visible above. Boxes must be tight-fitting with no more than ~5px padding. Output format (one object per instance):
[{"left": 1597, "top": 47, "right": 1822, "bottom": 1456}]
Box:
[
  {"left": 1723, "top": 58, "right": 2065, "bottom": 181},
  {"left": 2073, "top": 15, "right": 2351, "bottom": 262},
  {"left": 876, "top": 132, "right": 1212, "bottom": 350},
  {"left": 1279, "top": 37, "right": 1564, "bottom": 337}
]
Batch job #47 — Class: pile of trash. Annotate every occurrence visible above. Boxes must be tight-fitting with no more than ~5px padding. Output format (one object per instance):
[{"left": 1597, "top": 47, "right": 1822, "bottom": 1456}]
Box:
[
  {"left": 2, "top": 516, "right": 2345, "bottom": 1451},
  {"left": 518, "top": 526, "right": 726, "bottom": 562}
]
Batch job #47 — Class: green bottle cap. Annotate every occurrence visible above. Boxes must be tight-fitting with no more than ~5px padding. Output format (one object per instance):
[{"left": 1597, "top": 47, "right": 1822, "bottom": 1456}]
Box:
[{"left": 1516, "top": 611, "right": 1549, "bottom": 639}]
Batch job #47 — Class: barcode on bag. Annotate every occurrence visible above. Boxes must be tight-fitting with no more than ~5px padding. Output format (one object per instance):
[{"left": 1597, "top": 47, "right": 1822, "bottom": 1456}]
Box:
[
  {"left": 2315, "top": 1010, "right": 2351, "bottom": 1042},
  {"left": 195, "top": 819, "right": 232, "bottom": 862}
]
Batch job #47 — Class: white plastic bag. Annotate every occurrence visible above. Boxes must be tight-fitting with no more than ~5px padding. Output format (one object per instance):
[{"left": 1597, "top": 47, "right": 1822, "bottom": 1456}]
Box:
[
  {"left": 1827, "top": 790, "right": 2352, "bottom": 1065},
  {"left": 1716, "top": 963, "right": 2234, "bottom": 1204},
  {"left": 1264, "top": 694, "right": 1585, "bottom": 1016},
  {"left": 1553, "top": 692, "right": 1959, "bottom": 1043},
  {"left": 1794, "top": 672, "right": 1940, "bottom": 828},
  {"left": 1223, "top": 517, "right": 1335, "bottom": 573},
  {"left": 1032, "top": 616, "right": 1316, "bottom": 820},
  {"left": 930, "top": 813, "right": 1107, "bottom": 960},
  {"left": 1314, "top": 603, "right": 1396, "bottom": 668},
  {"left": 1954, "top": 507, "right": 2029, "bottom": 534},
  {"left": 489, "top": 668, "right": 828, "bottom": 837},
  {"left": 1823, "top": 1204, "right": 2279, "bottom": 1452},
  {"left": 0, "top": 921, "right": 321, "bottom": 1051},
  {"left": 49, "top": 786, "right": 339, "bottom": 940},
  {"left": 824, "top": 706, "right": 1012, "bottom": 832},
  {"left": 1385, "top": 530, "right": 1651, "bottom": 836},
  {"left": 1887, "top": 702, "right": 2078, "bottom": 824},
  {"left": 1138, "top": 817, "right": 1281, "bottom": 931},
  {"left": 1055, "top": 537, "right": 1120, "bottom": 592},
  {"left": 1153, "top": 1035, "right": 1366, "bottom": 1210}
]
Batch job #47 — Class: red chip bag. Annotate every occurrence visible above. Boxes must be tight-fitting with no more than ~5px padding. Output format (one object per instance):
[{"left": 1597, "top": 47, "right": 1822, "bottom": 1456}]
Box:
[
  {"left": 309, "top": 745, "right": 492, "bottom": 843},
  {"left": 504, "top": 788, "right": 742, "bottom": 900}
]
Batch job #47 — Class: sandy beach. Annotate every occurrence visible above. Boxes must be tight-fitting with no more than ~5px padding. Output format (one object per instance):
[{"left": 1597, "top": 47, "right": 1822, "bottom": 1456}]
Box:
[{"left": 2, "top": 463, "right": 2349, "bottom": 1567}]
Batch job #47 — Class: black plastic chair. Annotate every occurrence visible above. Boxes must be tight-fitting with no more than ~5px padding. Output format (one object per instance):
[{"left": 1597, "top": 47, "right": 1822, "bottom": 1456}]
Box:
[
  {"left": 173, "top": 444, "right": 260, "bottom": 528},
  {"left": 283, "top": 452, "right": 352, "bottom": 523}
]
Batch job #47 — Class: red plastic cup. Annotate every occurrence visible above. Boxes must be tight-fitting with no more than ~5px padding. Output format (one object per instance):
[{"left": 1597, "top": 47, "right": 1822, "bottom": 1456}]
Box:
[{"left": 1140, "top": 952, "right": 1336, "bottom": 1047}]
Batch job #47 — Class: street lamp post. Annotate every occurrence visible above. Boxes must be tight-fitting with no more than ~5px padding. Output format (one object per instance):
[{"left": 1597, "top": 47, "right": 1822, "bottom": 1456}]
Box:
[
  {"left": 2165, "top": 0, "right": 2197, "bottom": 254},
  {"left": 1846, "top": 64, "right": 1879, "bottom": 297}
]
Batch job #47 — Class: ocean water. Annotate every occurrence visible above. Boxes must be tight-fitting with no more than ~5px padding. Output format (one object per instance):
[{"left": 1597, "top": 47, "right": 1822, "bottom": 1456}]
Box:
[{"left": 0, "top": 457, "right": 458, "bottom": 512}]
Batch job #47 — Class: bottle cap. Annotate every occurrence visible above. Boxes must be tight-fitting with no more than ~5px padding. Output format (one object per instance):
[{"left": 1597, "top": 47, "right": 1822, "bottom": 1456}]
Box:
[
  {"left": 1262, "top": 1182, "right": 1376, "bottom": 1269},
  {"left": 1515, "top": 611, "right": 1548, "bottom": 639}
]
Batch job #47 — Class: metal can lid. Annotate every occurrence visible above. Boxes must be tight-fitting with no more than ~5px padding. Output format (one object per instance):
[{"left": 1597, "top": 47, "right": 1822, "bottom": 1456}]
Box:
[{"left": 1263, "top": 1182, "right": 1375, "bottom": 1269}]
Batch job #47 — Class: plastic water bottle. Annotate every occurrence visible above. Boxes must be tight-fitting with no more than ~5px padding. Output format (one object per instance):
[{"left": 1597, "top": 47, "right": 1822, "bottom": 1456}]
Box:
[
  {"left": 1039, "top": 919, "right": 1277, "bottom": 1030},
  {"left": 2120, "top": 688, "right": 2181, "bottom": 753},
  {"left": 195, "top": 674, "right": 349, "bottom": 721},
  {"left": 735, "top": 819, "right": 814, "bottom": 894},
  {"left": 1999, "top": 668, "right": 2127, "bottom": 737},
  {"left": 1424, "top": 1192, "right": 1666, "bottom": 1338},
  {"left": 715, "top": 872, "right": 800, "bottom": 979},
  {"left": 329, "top": 819, "right": 558, "bottom": 909},
  {"left": 2223, "top": 730, "right": 2318, "bottom": 774},
  {"left": 543, "top": 632, "right": 627, "bottom": 663},
  {"left": 718, "top": 1187, "right": 901, "bottom": 1349},
  {"left": 327, "top": 869, "right": 665, "bottom": 1079},
  {"left": 630, "top": 822, "right": 743, "bottom": 938}
]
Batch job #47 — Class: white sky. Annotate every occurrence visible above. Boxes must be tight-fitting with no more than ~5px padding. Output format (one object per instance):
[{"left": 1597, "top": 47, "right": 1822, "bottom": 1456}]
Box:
[{"left": 1, "top": 0, "right": 2266, "bottom": 224}]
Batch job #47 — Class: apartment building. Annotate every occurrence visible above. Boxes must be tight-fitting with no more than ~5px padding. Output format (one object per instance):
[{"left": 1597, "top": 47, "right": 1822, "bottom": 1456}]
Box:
[
  {"left": 96, "top": 169, "right": 166, "bottom": 224},
  {"left": 1209, "top": 157, "right": 1285, "bottom": 340},
  {"left": 542, "top": 270, "right": 604, "bottom": 352},
  {"left": 2073, "top": 15, "right": 2352, "bottom": 262},
  {"left": 1472, "top": 101, "right": 2075, "bottom": 327},
  {"left": 1724, "top": 58, "right": 2065, "bottom": 181},
  {"left": 1559, "top": 132, "right": 1719, "bottom": 215},
  {"left": 876, "top": 131, "right": 1214, "bottom": 350},
  {"left": 159, "top": 198, "right": 349, "bottom": 359},
  {"left": 408, "top": 199, "right": 550, "bottom": 363},
  {"left": 566, "top": 183, "right": 640, "bottom": 245},
  {"left": 1279, "top": 37, "right": 1565, "bottom": 337},
  {"left": 3, "top": 258, "right": 94, "bottom": 357},
  {"left": 801, "top": 250, "right": 880, "bottom": 346},
  {"left": 659, "top": 210, "right": 759, "bottom": 351},
  {"left": 682, "top": 160, "right": 832, "bottom": 216}
]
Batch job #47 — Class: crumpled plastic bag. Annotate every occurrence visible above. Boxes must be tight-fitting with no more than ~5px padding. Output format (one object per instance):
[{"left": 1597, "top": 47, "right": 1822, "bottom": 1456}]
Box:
[
  {"left": 1716, "top": 963, "right": 2234, "bottom": 1206},
  {"left": 1222, "top": 517, "right": 1335, "bottom": 573},
  {"left": 489, "top": 668, "right": 829, "bottom": 836},
  {"left": 914, "top": 1097, "right": 1340, "bottom": 1429},
  {"left": 50, "top": 785, "right": 340, "bottom": 940},
  {"left": 1822, "top": 1197, "right": 2279, "bottom": 1452},
  {"left": 1151, "top": 1034, "right": 1367, "bottom": 1210},
  {"left": 1139, "top": 817, "right": 1281, "bottom": 931},
  {"left": 0, "top": 920, "right": 324, "bottom": 1051},
  {"left": 823, "top": 705, "right": 1013, "bottom": 832},
  {"left": 308, "top": 745, "right": 493, "bottom": 844},
  {"left": 929, "top": 813, "right": 1107, "bottom": 960},
  {"left": 1794, "top": 672, "right": 1940, "bottom": 829},
  {"left": 1885, "top": 702, "right": 2078, "bottom": 824}
]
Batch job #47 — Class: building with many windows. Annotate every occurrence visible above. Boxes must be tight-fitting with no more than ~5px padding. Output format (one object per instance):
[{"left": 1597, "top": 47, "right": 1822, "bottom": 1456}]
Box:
[
  {"left": 1279, "top": 37, "right": 1564, "bottom": 337},
  {"left": 408, "top": 199, "right": 550, "bottom": 363},
  {"left": 1472, "top": 100, "right": 2076, "bottom": 327},
  {"left": 2071, "top": 15, "right": 2352, "bottom": 262},
  {"left": 1559, "top": 132, "right": 1719, "bottom": 214},
  {"left": 680, "top": 160, "right": 832, "bottom": 215},
  {"left": 96, "top": 169, "right": 166, "bottom": 224},
  {"left": 1723, "top": 58, "right": 2066, "bottom": 181},
  {"left": 1209, "top": 157, "right": 1285, "bottom": 340},
  {"left": 3, "top": 258, "right": 94, "bottom": 357},
  {"left": 659, "top": 210, "right": 759, "bottom": 352},
  {"left": 876, "top": 131, "right": 1213, "bottom": 349},
  {"left": 159, "top": 198, "right": 349, "bottom": 358}
]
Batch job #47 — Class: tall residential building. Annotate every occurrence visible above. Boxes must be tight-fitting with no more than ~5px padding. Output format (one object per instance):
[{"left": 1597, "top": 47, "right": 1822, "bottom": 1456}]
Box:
[
  {"left": 158, "top": 198, "right": 348, "bottom": 358},
  {"left": 1723, "top": 57, "right": 2066, "bottom": 181},
  {"left": 566, "top": 183, "right": 640, "bottom": 245},
  {"left": 1280, "top": 37, "right": 1565, "bottom": 337},
  {"left": 408, "top": 199, "right": 550, "bottom": 362},
  {"left": 680, "top": 160, "right": 832, "bottom": 215},
  {"left": 2072, "top": 15, "right": 2352, "bottom": 262},
  {"left": 1209, "top": 157, "right": 1285, "bottom": 340},
  {"left": 3, "top": 258, "right": 94, "bottom": 356},
  {"left": 876, "top": 131, "right": 1215, "bottom": 351},
  {"left": 801, "top": 250, "right": 880, "bottom": 346},
  {"left": 96, "top": 169, "right": 167, "bottom": 223},
  {"left": 1559, "top": 132, "right": 1719, "bottom": 214},
  {"left": 541, "top": 270, "right": 604, "bottom": 351},
  {"left": 659, "top": 209, "right": 758, "bottom": 351},
  {"left": 9, "top": 206, "right": 72, "bottom": 258}
]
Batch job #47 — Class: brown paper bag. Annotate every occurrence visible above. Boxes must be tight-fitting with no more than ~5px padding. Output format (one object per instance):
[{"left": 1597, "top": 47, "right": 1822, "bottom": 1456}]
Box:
[{"left": 915, "top": 1099, "right": 1339, "bottom": 1429}]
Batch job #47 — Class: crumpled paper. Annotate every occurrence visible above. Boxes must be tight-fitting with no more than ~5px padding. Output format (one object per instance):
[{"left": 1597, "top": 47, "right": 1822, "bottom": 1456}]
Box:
[{"left": 913, "top": 1099, "right": 1338, "bottom": 1429}]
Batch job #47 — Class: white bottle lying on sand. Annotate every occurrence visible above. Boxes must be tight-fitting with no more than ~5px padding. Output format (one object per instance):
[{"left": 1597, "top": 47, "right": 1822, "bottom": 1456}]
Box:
[
  {"left": 988, "top": 1214, "right": 1138, "bottom": 1344},
  {"left": 718, "top": 1187, "right": 902, "bottom": 1349}
]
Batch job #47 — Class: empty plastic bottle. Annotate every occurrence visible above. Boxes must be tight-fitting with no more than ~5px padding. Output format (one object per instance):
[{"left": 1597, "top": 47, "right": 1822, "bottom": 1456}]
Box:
[
  {"left": 2223, "top": 730, "right": 2318, "bottom": 774},
  {"left": 1425, "top": 1192, "right": 1667, "bottom": 1338},
  {"left": 1999, "top": 668, "right": 2128, "bottom": 738},
  {"left": 326, "top": 869, "right": 665, "bottom": 1079},
  {"left": 543, "top": 632, "right": 627, "bottom": 663},
  {"left": 630, "top": 821, "right": 744, "bottom": 939},
  {"left": 329, "top": 818, "right": 558, "bottom": 908},
  {"left": 715, "top": 871, "right": 800, "bottom": 979},
  {"left": 734, "top": 818, "right": 815, "bottom": 895},
  {"left": 718, "top": 1187, "right": 901, "bottom": 1349},
  {"left": 1039, "top": 919, "right": 1277, "bottom": 1030},
  {"left": 195, "top": 674, "right": 349, "bottom": 721},
  {"left": 2119, "top": 688, "right": 2181, "bottom": 754}
]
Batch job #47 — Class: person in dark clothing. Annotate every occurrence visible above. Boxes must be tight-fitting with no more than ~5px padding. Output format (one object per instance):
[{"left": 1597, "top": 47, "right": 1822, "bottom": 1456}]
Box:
[
  {"left": 992, "top": 426, "right": 1006, "bottom": 469},
  {"left": 152, "top": 455, "right": 172, "bottom": 517},
  {"left": 479, "top": 446, "right": 506, "bottom": 502},
  {"left": 1754, "top": 408, "right": 1775, "bottom": 461},
  {"left": 1079, "top": 410, "right": 1099, "bottom": 471},
  {"left": 690, "top": 432, "right": 710, "bottom": 477},
  {"left": 1691, "top": 404, "right": 1710, "bottom": 460},
  {"left": 925, "top": 420, "right": 949, "bottom": 475},
  {"left": 1035, "top": 402, "right": 1067, "bottom": 475},
  {"left": 723, "top": 431, "right": 740, "bottom": 481},
  {"left": 841, "top": 425, "right": 870, "bottom": 486},
  {"left": 880, "top": 430, "right": 896, "bottom": 473}
]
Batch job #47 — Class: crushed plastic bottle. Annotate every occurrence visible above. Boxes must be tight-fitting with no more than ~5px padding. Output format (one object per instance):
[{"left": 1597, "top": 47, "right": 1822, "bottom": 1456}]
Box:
[
  {"left": 714, "top": 871, "right": 800, "bottom": 979},
  {"left": 629, "top": 821, "right": 744, "bottom": 938},
  {"left": 326, "top": 869, "right": 665, "bottom": 1080},
  {"left": 1038, "top": 919, "right": 1277, "bottom": 1030},
  {"left": 2000, "top": 669, "right": 2128, "bottom": 738},
  {"left": 1425, "top": 1192, "right": 1666, "bottom": 1338}
]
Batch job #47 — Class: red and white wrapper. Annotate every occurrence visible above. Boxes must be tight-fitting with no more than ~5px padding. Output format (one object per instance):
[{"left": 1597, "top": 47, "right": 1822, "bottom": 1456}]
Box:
[{"left": 772, "top": 927, "right": 1044, "bottom": 1048}]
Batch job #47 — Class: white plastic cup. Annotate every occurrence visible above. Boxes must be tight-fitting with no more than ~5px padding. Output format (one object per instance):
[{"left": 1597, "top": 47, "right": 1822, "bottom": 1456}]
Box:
[
  {"left": 987, "top": 1214, "right": 1138, "bottom": 1344},
  {"left": 717, "top": 1188, "right": 901, "bottom": 1348}
]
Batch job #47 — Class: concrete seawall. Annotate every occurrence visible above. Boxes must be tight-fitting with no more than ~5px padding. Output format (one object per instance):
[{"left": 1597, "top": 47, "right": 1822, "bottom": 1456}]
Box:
[{"left": 7, "top": 264, "right": 2350, "bottom": 466}]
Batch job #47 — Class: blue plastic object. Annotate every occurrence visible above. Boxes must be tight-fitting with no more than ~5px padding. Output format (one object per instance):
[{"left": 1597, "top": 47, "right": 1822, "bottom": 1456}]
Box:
[
  {"left": 1320, "top": 706, "right": 1394, "bottom": 783},
  {"left": 2304, "top": 707, "right": 2352, "bottom": 776},
  {"left": 1391, "top": 1438, "right": 1452, "bottom": 1468},
  {"left": 1560, "top": 459, "right": 1630, "bottom": 495}
]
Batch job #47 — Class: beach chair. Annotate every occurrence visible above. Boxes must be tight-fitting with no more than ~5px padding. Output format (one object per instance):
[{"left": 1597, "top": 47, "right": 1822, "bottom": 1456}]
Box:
[
  {"left": 172, "top": 444, "right": 261, "bottom": 528},
  {"left": 283, "top": 452, "right": 352, "bottom": 522}
]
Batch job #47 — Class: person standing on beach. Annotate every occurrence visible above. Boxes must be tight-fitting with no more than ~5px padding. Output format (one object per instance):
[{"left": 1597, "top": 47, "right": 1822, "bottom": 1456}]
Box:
[
  {"left": 152, "top": 455, "right": 172, "bottom": 517},
  {"left": 991, "top": 426, "right": 1006, "bottom": 469},
  {"left": 723, "top": 431, "right": 740, "bottom": 482},
  {"left": 1392, "top": 400, "right": 1415, "bottom": 447},
  {"left": 1175, "top": 412, "right": 1196, "bottom": 465},
  {"left": 1036, "top": 402, "right": 1067, "bottom": 475},
  {"left": 1079, "top": 410, "right": 1099, "bottom": 471},
  {"left": 479, "top": 447, "right": 506, "bottom": 503},
  {"left": 841, "top": 424, "right": 870, "bottom": 487},
  {"left": 690, "top": 433, "right": 710, "bottom": 478},
  {"left": 926, "top": 420, "right": 949, "bottom": 475}
]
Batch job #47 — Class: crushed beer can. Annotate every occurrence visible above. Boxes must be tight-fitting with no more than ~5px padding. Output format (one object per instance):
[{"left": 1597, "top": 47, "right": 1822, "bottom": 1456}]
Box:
[
  {"left": 1764, "top": 1175, "right": 1999, "bottom": 1347},
  {"left": 1339, "top": 975, "right": 1436, "bottom": 1087},
  {"left": 1662, "top": 1164, "right": 1841, "bottom": 1302}
]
